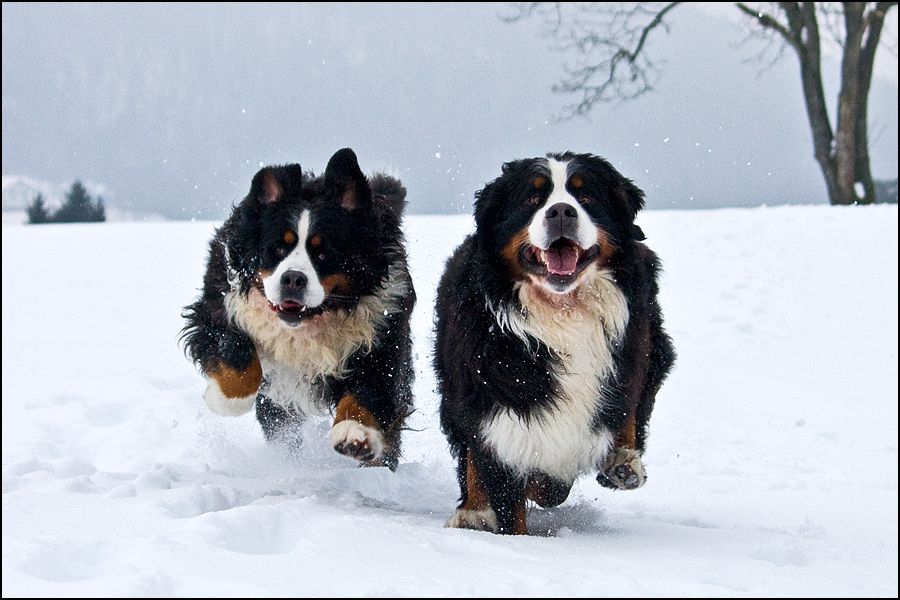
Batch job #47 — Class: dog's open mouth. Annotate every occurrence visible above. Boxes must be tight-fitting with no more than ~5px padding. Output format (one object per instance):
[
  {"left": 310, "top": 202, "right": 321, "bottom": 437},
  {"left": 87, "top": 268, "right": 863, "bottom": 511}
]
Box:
[
  {"left": 522, "top": 238, "right": 598, "bottom": 290},
  {"left": 268, "top": 299, "right": 326, "bottom": 326}
]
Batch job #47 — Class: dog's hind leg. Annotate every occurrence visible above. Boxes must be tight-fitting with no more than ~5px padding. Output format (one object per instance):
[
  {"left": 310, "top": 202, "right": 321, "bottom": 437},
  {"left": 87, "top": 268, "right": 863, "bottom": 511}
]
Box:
[
  {"left": 525, "top": 471, "right": 573, "bottom": 508},
  {"left": 255, "top": 393, "right": 305, "bottom": 447}
]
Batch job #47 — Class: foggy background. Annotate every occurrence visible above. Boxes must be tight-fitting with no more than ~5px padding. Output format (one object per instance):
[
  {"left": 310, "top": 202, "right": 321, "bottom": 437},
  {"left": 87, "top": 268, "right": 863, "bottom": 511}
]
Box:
[{"left": 2, "top": 2, "right": 897, "bottom": 219}]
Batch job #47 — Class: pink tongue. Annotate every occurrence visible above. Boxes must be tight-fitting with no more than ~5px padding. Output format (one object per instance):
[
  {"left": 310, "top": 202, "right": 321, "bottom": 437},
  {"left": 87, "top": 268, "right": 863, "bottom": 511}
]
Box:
[{"left": 545, "top": 245, "right": 579, "bottom": 275}]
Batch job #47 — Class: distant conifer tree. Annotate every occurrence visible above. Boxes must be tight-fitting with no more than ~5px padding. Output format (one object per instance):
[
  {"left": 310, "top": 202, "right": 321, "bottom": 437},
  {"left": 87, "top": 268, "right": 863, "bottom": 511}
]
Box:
[
  {"left": 52, "top": 181, "right": 107, "bottom": 223},
  {"left": 26, "top": 193, "right": 50, "bottom": 224}
]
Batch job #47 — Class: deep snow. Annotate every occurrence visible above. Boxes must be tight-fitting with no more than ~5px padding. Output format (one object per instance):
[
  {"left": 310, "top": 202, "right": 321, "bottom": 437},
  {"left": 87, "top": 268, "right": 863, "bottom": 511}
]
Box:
[{"left": 2, "top": 206, "right": 898, "bottom": 596}]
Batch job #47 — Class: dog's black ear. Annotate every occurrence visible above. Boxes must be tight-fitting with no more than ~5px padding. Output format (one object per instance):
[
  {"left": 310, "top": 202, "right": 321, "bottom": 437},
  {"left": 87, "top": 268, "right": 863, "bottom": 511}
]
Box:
[
  {"left": 475, "top": 159, "right": 528, "bottom": 233},
  {"left": 616, "top": 177, "right": 645, "bottom": 224},
  {"left": 474, "top": 178, "right": 503, "bottom": 235},
  {"left": 249, "top": 164, "right": 303, "bottom": 205},
  {"left": 631, "top": 224, "right": 647, "bottom": 241},
  {"left": 324, "top": 148, "right": 371, "bottom": 211}
]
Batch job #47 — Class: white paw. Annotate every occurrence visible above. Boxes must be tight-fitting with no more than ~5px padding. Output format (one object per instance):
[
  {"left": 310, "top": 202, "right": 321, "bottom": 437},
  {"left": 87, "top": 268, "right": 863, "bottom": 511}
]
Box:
[
  {"left": 597, "top": 447, "right": 646, "bottom": 490},
  {"left": 445, "top": 508, "right": 498, "bottom": 533},
  {"left": 203, "top": 379, "right": 255, "bottom": 416},
  {"left": 330, "top": 420, "right": 384, "bottom": 462}
]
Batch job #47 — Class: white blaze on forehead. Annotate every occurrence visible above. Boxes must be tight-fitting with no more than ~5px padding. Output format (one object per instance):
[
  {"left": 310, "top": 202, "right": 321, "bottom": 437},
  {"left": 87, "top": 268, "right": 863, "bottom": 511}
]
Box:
[
  {"left": 261, "top": 209, "right": 325, "bottom": 308},
  {"left": 527, "top": 158, "right": 597, "bottom": 250}
]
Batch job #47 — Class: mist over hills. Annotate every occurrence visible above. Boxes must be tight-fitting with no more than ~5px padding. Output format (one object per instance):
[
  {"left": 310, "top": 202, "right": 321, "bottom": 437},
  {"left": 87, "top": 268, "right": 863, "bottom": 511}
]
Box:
[{"left": 3, "top": 3, "right": 897, "bottom": 219}]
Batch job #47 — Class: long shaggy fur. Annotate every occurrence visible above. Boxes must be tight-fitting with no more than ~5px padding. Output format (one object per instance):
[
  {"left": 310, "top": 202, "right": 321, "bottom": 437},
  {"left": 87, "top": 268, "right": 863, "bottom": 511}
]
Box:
[
  {"left": 435, "top": 151, "right": 675, "bottom": 534},
  {"left": 182, "top": 148, "right": 416, "bottom": 468}
]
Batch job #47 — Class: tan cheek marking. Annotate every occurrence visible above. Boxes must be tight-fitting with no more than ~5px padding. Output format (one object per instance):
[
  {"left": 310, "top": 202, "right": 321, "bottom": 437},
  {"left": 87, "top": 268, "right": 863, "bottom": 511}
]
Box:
[
  {"left": 321, "top": 273, "right": 351, "bottom": 296},
  {"left": 500, "top": 228, "right": 531, "bottom": 281},
  {"left": 596, "top": 229, "right": 618, "bottom": 266},
  {"left": 209, "top": 354, "right": 262, "bottom": 399},
  {"left": 309, "top": 235, "right": 322, "bottom": 249},
  {"left": 333, "top": 394, "right": 380, "bottom": 429},
  {"left": 283, "top": 230, "right": 296, "bottom": 245}
]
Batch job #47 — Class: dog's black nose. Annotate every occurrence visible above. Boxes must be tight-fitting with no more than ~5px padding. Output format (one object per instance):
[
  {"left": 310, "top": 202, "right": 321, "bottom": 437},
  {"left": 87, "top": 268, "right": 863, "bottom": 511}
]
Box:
[
  {"left": 545, "top": 202, "right": 578, "bottom": 239},
  {"left": 280, "top": 270, "right": 308, "bottom": 292}
]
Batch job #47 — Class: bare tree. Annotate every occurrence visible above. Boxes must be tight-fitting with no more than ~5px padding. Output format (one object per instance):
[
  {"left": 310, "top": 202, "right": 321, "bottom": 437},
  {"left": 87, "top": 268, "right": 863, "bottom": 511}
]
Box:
[{"left": 506, "top": 2, "right": 897, "bottom": 205}]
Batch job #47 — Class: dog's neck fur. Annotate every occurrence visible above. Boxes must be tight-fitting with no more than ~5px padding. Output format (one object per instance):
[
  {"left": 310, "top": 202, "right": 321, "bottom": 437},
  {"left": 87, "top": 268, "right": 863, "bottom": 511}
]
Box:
[{"left": 225, "top": 262, "right": 410, "bottom": 381}]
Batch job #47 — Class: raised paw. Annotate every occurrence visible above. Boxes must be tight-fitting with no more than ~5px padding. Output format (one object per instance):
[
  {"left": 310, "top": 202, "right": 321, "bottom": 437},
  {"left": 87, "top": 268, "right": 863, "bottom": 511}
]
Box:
[
  {"left": 330, "top": 420, "right": 385, "bottom": 463},
  {"left": 445, "top": 508, "right": 498, "bottom": 533},
  {"left": 597, "top": 447, "right": 646, "bottom": 490},
  {"left": 203, "top": 378, "right": 256, "bottom": 416}
]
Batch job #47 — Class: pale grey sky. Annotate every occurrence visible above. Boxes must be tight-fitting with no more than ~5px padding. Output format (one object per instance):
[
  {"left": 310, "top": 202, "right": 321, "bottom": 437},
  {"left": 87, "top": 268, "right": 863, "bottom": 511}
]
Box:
[{"left": 2, "top": 2, "right": 897, "bottom": 218}]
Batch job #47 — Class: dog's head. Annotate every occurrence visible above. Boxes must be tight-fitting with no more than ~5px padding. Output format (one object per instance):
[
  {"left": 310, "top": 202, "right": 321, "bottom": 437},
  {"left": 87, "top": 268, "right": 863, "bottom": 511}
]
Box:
[
  {"left": 475, "top": 151, "right": 646, "bottom": 295},
  {"left": 224, "top": 148, "right": 391, "bottom": 327}
]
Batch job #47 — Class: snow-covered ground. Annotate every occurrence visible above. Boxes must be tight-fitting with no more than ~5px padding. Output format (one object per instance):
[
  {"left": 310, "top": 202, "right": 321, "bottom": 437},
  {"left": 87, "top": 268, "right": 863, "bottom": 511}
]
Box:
[{"left": 2, "top": 206, "right": 897, "bottom": 597}]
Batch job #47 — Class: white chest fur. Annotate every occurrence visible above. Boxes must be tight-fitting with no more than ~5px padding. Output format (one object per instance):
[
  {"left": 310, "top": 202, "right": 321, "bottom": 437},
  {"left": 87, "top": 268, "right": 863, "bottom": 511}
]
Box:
[
  {"left": 482, "top": 269, "right": 629, "bottom": 481},
  {"left": 224, "top": 263, "right": 410, "bottom": 415}
]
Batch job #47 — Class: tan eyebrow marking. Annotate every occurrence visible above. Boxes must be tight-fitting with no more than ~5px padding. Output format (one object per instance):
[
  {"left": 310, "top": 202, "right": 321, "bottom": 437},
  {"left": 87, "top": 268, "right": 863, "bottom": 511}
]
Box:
[{"left": 283, "top": 230, "right": 296, "bottom": 244}]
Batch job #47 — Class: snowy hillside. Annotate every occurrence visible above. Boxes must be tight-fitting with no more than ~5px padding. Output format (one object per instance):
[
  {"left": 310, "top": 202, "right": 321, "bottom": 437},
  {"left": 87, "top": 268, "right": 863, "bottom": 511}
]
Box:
[
  {"left": 2, "top": 207, "right": 897, "bottom": 596},
  {"left": 1, "top": 175, "right": 109, "bottom": 211},
  {"left": 2, "top": 175, "right": 164, "bottom": 224}
]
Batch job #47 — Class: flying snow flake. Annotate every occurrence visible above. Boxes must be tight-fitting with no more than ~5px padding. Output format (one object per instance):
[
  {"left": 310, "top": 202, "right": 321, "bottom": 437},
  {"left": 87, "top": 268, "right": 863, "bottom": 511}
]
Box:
[
  {"left": 435, "top": 152, "right": 441, "bottom": 159},
  {"left": 663, "top": 137, "right": 670, "bottom": 143},
  {"left": 241, "top": 108, "right": 246, "bottom": 114},
  {"left": 854, "top": 182, "right": 865, "bottom": 197}
]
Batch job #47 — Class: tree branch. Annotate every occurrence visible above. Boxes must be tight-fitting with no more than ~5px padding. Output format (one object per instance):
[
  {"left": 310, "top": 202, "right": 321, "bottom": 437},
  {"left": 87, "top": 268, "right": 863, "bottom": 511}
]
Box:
[
  {"left": 504, "top": 2, "right": 684, "bottom": 117},
  {"left": 735, "top": 2, "right": 798, "bottom": 48}
]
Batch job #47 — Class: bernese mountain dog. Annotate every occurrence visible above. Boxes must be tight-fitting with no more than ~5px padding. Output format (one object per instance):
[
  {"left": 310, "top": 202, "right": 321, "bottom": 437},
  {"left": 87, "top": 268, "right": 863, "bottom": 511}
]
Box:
[
  {"left": 182, "top": 148, "right": 415, "bottom": 470},
  {"left": 435, "top": 151, "right": 675, "bottom": 534}
]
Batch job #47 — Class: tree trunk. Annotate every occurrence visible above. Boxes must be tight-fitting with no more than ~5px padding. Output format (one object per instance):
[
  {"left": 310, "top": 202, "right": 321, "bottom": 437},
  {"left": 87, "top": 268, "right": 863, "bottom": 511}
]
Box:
[
  {"left": 853, "top": 2, "right": 893, "bottom": 205},
  {"left": 781, "top": 2, "right": 891, "bottom": 206},
  {"left": 783, "top": 3, "right": 843, "bottom": 204},
  {"left": 832, "top": 3, "right": 866, "bottom": 205}
]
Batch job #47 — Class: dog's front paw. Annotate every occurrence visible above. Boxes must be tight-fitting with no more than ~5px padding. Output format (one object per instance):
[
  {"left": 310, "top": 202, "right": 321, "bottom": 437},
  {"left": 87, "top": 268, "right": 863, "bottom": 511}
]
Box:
[
  {"left": 330, "top": 420, "right": 385, "bottom": 463},
  {"left": 203, "top": 378, "right": 256, "bottom": 416},
  {"left": 597, "top": 448, "right": 646, "bottom": 490},
  {"left": 445, "top": 508, "right": 498, "bottom": 533}
]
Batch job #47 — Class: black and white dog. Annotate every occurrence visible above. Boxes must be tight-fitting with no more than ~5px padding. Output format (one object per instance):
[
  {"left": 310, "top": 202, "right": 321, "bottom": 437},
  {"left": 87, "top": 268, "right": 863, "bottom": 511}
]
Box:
[
  {"left": 435, "top": 152, "right": 675, "bottom": 533},
  {"left": 182, "top": 148, "right": 415, "bottom": 470}
]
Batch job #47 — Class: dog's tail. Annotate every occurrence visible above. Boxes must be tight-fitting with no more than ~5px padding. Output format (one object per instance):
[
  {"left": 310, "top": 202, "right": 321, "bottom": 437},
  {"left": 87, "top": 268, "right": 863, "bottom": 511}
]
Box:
[{"left": 370, "top": 173, "right": 407, "bottom": 217}]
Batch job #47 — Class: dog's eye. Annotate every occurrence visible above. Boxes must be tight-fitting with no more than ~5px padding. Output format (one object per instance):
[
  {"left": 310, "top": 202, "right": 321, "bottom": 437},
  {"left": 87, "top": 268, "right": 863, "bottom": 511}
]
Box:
[
  {"left": 526, "top": 196, "right": 540, "bottom": 206},
  {"left": 579, "top": 195, "right": 593, "bottom": 205},
  {"left": 317, "top": 252, "right": 326, "bottom": 262},
  {"left": 275, "top": 246, "right": 287, "bottom": 258}
]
